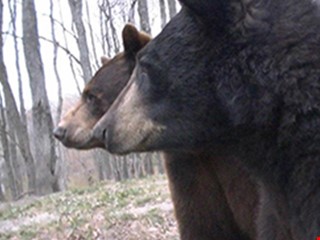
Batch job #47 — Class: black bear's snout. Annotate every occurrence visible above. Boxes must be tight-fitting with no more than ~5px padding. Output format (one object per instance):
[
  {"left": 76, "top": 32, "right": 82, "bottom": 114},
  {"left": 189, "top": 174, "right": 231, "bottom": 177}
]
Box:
[
  {"left": 92, "top": 125, "right": 107, "bottom": 143},
  {"left": 102, "top": 129, "right": 108, "bottom": 141},
  {"left": 53, "top": 127, "right": 66, "bottom": 141}
]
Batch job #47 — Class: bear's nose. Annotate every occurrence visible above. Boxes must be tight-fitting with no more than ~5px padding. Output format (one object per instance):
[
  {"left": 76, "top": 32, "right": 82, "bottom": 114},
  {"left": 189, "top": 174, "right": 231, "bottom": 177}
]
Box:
[
  {"left": 53, "top": 127, "right": 66, "bottom": 141},
  {"left": 92, "top": 125, "right": 107, "bottom": 142}
]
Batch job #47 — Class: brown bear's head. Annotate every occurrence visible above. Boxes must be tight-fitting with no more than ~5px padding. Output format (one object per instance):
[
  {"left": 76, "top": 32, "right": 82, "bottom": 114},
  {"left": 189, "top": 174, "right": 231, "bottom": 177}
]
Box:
[{"left": 54, "top": 24, "right": 151, "bottom": 149}]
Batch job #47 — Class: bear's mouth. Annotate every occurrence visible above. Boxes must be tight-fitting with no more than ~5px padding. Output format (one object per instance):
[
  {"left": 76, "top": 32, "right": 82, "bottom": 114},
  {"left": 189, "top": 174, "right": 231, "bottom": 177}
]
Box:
[
  {"left": 59, "top": 129, "right": 103, "bottom": 150},
  {"left": 104, "top": 120, "right": 166, "bottom": 155}
]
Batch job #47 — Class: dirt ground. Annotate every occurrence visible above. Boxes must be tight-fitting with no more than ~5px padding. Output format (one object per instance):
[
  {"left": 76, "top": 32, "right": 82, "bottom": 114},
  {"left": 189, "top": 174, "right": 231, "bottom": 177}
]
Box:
[{"left": 0, "top": 175, "right": 178, "bottom": 240}]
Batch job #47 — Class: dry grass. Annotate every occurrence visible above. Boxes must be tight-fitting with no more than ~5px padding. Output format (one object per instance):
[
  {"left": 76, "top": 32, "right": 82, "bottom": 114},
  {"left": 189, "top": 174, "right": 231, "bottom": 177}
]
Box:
[{"left": 0, "top": 175, "right": 178, "bottom": 240}]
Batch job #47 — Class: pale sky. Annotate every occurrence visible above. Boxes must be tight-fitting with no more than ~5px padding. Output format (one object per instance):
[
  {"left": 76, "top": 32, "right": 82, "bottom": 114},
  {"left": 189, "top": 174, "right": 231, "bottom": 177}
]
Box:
[{"left": 1, "top": 0, "right": 173, "bottom": 113}]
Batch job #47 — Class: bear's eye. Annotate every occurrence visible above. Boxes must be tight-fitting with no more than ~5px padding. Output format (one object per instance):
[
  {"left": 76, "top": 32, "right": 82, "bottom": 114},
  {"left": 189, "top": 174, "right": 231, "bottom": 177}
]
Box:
[
  {"left": 140, "top": 71, "right": 149, "bottom": 82},
  {"left": 85, "top": 93, "right": 96, "bottom": 104},
  {"left": 139, "top": 58, "right": 165, "bottom": 87}
]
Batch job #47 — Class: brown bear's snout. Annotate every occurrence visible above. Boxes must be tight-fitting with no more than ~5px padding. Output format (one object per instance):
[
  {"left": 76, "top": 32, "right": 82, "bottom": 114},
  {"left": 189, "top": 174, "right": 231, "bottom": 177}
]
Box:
[{"left": 53, "top": 126, "right": 66, "bottom": 141}]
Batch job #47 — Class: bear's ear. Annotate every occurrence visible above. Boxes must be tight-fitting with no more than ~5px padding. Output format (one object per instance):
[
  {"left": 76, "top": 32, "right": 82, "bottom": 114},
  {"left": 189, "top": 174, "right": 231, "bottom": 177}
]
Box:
[
  {"left": 137, "top": 31, "right": 151, "bottom": 49},
  {"left": 101, "top": 56, "right": 110, "bottom": 65},
  {"left": 122, "top": 23, "right": 151, "bottom": 55}
]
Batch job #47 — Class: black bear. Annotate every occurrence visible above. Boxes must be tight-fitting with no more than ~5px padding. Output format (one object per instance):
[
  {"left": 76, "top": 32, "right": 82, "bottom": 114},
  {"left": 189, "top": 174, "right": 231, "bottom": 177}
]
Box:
[
  {"left": 54, "top": 25, "right": 260, "bottom": 239},
  {"left": 93, "top": 1, "right": 320, "bottom": 239}
]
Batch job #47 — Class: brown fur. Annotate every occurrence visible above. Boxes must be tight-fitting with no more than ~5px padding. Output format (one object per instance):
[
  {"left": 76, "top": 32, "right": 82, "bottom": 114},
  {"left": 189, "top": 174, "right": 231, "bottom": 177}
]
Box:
[
  {"left": 55, "top": 24, "right": 258, "bottom": 239},
  {"left": 165, "top": 151, "right": 258, "bottom": 239},
  {"left": 54, "top": 24, "right": 150, "bottom": 149}
]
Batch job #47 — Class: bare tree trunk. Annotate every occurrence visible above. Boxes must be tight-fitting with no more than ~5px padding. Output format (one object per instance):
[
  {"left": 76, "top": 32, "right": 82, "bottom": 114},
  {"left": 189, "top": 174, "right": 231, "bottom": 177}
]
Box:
[
  {"left": 138, "top": 0, "right": 151, "bottom": 34},
  {"left": 0, "top": 92, "right": 18, "bottom": 200},
  {"left": 94, "top": 149, "right": 109, "bottom": 181},
  {"left": 113, "top": 156, "right": 122, "bottom": 181},
  {"left": 49, "top": 0, "right": 63, "bottom": 125},
  {"left": 85, "top": 0, "right": 99, "bottom": 70},
  {"left": 99, "top": 3, "right": 106, "bottom": 55},
  {"left": 7, "top": 0, "right": 26, "bottom": 197},
  {"left": 104, "top": 153, "right": 114, "bottom": 180},
  {"left": 68, "top": 0, "right": 92, "bottom": 83},
  {"left": 128, "top": 0, "right": 137, "bottom": 24},
  {"left": 144, "top": 153, "right": 154, "bottom": 175},
  {"left": 159, "top": 0, "right": 167, "bottom": 29},
  {"left": 122, "top": 156, "right": 129, "bottom": 180},
  {"left": 55, "top": 145, "right": 67, "bottom": 191},
  {"left": 9, "top": 0, "right": 27, "bottom": 127},
  {"left": 156, "top": 152, "right": 165, "bottom": 174},
  {"left": 167, "top": 0, "right": 177, "bottom": 19},
  {"left": 134, "top": 154, "right": 145, "bottom": 178},
  {"left": 105, "top": 0, "right": 120, "bottom": 54},
  {"left": 0, "top": 60, "right": 36, "bottom": 196},
  {"left": 22, "top": 0, "right": 58, "bottom": 195},
  {"left": 0, "top": 158, "right": 6, "bottom": 201},
  {"left": 1, "top": 0, "right": 36, "bottom": 195},
  {"left": 97, "top": 157, "right": 105, "bottom": 181},
  {"left": 0, "top": 177, "right": 5, "bottom": 201},
  {"left": 0, "top": 73, "right": 36, "bottom": 195},
  {"left": 57, "top": 0, "right": 81, "bottom": 95},
  {"left": 49, "top": 0, "right": 66, "bottom": 192},
  {"left": 6, "top": 110, "right": 23, "bottom": 197},
  {"left": 104, "top": 16, "right": 112, "bottom": 57}
]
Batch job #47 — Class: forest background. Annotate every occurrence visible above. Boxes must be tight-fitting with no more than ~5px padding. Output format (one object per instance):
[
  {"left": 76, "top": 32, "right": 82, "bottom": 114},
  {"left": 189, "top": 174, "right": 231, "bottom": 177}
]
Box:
[{"left": 0, "top": 0, "right": 180, "bottom": 201}]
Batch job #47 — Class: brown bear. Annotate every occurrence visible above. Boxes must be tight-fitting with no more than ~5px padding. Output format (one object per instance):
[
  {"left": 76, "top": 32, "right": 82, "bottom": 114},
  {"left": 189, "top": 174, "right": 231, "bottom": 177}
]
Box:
[
  {"left": 93, "top": 1, "right": 320, "bottom": 239},
  {"left": 55, "top": 25, "right": 259, "bottom": 239},
  {"left": 53, "top": 25, "right": 150, "bottom": 149}
]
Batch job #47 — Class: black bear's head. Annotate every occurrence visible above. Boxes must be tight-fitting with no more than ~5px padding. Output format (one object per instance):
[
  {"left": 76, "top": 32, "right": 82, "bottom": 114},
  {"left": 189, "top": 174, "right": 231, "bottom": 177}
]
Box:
[{"left": 93, "top": 0, "right": 320, "bottom": 154}]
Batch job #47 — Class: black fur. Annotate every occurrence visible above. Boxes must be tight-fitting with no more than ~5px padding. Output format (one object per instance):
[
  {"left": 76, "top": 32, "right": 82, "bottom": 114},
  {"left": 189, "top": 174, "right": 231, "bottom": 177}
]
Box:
[{"left": 96, "top": 0, "right": 320, "bottom": 238}]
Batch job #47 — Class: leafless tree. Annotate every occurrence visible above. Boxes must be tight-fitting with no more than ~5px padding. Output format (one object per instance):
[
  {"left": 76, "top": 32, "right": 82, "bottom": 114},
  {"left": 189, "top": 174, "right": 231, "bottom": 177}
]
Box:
[
  {"left": 167, "top": 0, "right": 177, "bottom": 19},
  {"left": 1, "top": 5, "right": 17, "bottom": 200},
  {"left": 49, "top": 0, "right": 63, "bottom": 125},
  {"left": 159, "top": 0, "right": 167, "bottom": 29},
  {"left": 99, "top": 0, "right": 120, "bottom": 55},
  {"left": 7, "top": 0, "right": 27, "bottom": 197},
  {"left": 22, "top": 0, "right": 59, "bottom": 195},
  {"left": 99, "top": 4, "right": 112, "bottom": 57},
  {"left": 1, "top": 0, "right": 37, "bottom": 197},
  {"left": 0, "top": 171, "right": 5, "bottom": 201},
  {"left": 0, "top": 90, "right": 18, "bottom": 200},
  {"left": 95, "top": 150, "right": 109, "bottom": 181},
  {"left": 0, "top": 66, "right": 36, "bottom": 197},
  {"left": 8, "top": 0, "right": 27, "bottom": 127},
  {"left": 68, "top": 0, "right": 92, "bottom": 83},
  {"left": 99, "top": 6, "right": 107, "bottom": 55},
  {"left": 1, "top": 0, "right": 167, "bottom": 200},
  {"left": 49, "top": 0, "right": 67, "bottom": 191},
  {"left": 128, "top": 0, "right": 137, "bottom": 24},
  {"left": 57, "top": 0, "right": 82, "bottom": 95},
  {"left": 155, "top": 152, "right": 165, "bottom": 174},
  {"left": 85, "top": 0, "right": 100, "bottom": 70},
  {"left": 138, "top": 0, "right": 151, "bottom": 34}
]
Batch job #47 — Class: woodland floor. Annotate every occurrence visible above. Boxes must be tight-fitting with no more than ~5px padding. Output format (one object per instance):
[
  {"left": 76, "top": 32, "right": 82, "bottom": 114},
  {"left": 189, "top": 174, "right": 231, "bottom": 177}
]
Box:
[{"left": 0, "top": 175, "right": 178, "bottom": 240}]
